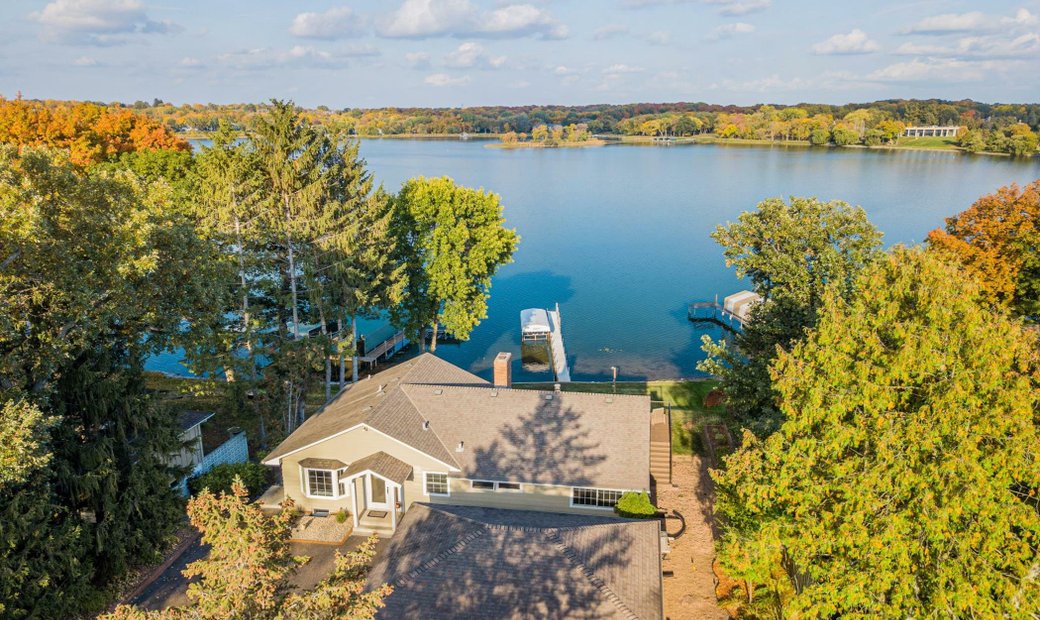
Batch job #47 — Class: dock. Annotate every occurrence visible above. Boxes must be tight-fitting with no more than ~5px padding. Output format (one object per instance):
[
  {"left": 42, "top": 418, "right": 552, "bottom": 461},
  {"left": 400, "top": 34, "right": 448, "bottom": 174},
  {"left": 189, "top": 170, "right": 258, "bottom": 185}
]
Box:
[
  {"left": 359, "top": 331, "right": 408, "bottom": 367},
  {"left": 520, "top": 304, "right": 571, "bottom": 383},
  {"left": 688, "top": 290, "right": 762, "bottom": 331}
]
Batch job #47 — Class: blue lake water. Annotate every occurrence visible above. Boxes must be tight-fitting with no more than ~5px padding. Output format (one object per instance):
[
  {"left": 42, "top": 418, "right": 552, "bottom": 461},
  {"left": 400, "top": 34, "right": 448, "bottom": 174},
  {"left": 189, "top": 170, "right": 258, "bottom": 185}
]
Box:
[{"left": 147, "top": 140, "right": 1040, "bottom": 382}]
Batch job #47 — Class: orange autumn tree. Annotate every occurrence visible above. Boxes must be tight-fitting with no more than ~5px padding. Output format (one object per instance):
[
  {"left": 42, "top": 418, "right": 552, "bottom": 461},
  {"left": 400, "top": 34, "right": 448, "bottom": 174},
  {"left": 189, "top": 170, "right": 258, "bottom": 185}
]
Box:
[
  {"left": 0, "top": 97, "right": 189, "bottom": 166},
  {"left": 927, "top": 180, "right": 1040, "bottom": 317}
]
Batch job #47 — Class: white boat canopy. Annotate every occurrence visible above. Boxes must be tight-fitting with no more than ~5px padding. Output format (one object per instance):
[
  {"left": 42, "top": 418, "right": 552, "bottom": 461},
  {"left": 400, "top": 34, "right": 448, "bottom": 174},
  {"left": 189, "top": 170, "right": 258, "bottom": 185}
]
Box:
[{"left": 520, "top": 308, "right": 552, "bottom": 335}]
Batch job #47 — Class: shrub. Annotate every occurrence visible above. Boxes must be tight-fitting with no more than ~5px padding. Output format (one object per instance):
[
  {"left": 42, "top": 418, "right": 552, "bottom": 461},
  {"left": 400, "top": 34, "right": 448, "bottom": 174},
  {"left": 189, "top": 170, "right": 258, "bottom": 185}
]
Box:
[
  {"left": 188, "top": 461, "right": 269, "bottom": 497},
  {"left": 336, "top": 509, "right": 349, "bottom": 524},
  {"left": 614, "top": 491, "right": 657, "bottom": 519}
]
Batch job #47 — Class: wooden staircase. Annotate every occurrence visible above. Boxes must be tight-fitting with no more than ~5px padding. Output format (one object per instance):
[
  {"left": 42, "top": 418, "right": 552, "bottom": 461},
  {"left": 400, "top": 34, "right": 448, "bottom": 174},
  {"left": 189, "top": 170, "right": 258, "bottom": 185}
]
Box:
[{"left": 650, "top": 409, "right": 671, "bottom": 486}]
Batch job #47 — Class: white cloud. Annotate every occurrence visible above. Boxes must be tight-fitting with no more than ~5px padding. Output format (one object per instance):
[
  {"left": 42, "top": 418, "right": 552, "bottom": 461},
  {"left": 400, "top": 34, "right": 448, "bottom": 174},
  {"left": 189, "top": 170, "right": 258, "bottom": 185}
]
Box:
[
  {"left": 380, "top": 0, "right": 567, "bottom": 39},
  {"left": 290, "top": 7, "right": 362, "bottom": 40},
  {"left": 866, "top": 58, "right": 1008, "bottom": 83},
  {"left": 405, "top": 51, "right": 431, "bottom": 68},
  {"left": 553, "top": 65, "right": 574, "bottom": 75},
  {"left": 218, "top": 45, "right": 378, "bottom": 71},
  {"left": 481, "top": 4, "right": 568, "bottom": 39},
  {"left": 709, "top": 22, "right": 754, "bottom": 40},
  {"left": 903, "top": 8, "right": 1036, "bottom": 35},
  {"left": 710, "top": 0, "right": 771, "bottom": 16},
  {"left": 424, "top": 72, "right": 471, "bottom": 86},
  {"left": 895, "top": 33, "right": 1040, "bottom": 59},
  {"left": 30, "top": 0, "right": 181, "bottom": 45},
  {"left": 646, "top": 31, "right": 671, "bottom": 45},
  {"left": 178, "top": 56, "right": 203, "bottom": 68},
  {"left": 812, "top": 29, "right": 879, "bottom": 55},
  {"left": 602, "top": 63, "right": 644, "bottom": 75},
  {"left": 593, "top": 24, "right": 629, "bottom": 40},
  {"left": 622, "top": 0, "right": 771, "bottom": 15},
  {"left": 73, "top": 55, "right": 98, "bottom": 66},
  {"left": 443, "top": 42, "right": 507, "bottom": 69}
]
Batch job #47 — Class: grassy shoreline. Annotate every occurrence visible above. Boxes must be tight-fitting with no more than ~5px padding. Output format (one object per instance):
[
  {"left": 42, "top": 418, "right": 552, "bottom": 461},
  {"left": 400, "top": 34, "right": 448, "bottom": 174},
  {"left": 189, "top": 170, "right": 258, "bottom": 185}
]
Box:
[
  {"left": 487, "top": 139, "right": 607, "bottom": 149},
  {"left": 178, "top": 130, "right": 1030, "bottom": 158}
]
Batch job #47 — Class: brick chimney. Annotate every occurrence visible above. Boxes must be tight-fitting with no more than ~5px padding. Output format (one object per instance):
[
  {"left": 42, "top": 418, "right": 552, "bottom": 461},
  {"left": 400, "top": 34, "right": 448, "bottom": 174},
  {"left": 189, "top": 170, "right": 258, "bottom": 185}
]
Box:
[{"left": 493, "top": 352, "right": 512, "bottom": 388}]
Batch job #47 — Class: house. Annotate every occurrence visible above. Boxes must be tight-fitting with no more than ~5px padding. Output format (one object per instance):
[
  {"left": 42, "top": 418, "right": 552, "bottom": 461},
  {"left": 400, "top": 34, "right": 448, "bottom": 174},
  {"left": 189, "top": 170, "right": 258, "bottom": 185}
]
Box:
[
  {"left": 262, "top": 351, "right": 661, "bottom": 618},
  {"left": 168, "top": 410, "right": 249, "bottom": 496},
  {"left": 262, "top": 352, "right": 651, "bottom": 532}
]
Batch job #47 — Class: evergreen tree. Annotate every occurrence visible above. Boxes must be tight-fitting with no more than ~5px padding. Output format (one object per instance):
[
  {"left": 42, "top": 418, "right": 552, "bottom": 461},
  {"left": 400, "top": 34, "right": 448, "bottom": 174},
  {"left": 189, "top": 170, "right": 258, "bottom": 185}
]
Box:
[{"left": 0, "top": 146, "right": 225, "bottom": 615}]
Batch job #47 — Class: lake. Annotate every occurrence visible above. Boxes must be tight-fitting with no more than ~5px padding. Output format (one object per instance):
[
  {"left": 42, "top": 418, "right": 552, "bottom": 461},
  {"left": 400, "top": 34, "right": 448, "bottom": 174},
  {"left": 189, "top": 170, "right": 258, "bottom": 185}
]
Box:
[{"left": 148, "top": 140, "right": 1040, "bottom": 382}]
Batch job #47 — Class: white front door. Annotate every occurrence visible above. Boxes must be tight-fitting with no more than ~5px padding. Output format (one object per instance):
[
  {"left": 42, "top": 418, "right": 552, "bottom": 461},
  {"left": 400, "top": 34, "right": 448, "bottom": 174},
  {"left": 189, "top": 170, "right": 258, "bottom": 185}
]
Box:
[{"left": 366, "top": 474, "right": 390, "bottom": 511}]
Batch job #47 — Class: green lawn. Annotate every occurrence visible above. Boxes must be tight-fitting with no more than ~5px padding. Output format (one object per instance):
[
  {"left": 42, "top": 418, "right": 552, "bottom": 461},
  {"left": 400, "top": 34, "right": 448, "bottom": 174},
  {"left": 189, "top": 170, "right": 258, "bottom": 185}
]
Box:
[
  {"left": 894, "top": 136, "right": 959, "bottom": 149},
  {"left": 513, "top": 379, "right": 729, "bottom": 456}
]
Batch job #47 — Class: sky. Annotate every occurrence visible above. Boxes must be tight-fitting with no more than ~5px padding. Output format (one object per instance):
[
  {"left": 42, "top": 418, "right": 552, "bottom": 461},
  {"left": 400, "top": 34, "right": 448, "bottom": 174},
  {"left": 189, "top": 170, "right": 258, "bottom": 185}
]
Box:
[{"left": 1, "top": 0, "right": 1039, "bottom": 108}]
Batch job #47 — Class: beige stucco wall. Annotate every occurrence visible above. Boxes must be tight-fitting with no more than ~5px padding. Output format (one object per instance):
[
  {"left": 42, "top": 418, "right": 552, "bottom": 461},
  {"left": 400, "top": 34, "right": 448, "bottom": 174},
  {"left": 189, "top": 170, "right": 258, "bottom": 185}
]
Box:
[
  {"left": 422, "top": 477, "right": 622, "bottom": 516},
  {"left": 278, "top": 424, "right": 453, "bottom": 513},
  {"left": 277, "top": 423, "right": 631, "bottom": 518}
]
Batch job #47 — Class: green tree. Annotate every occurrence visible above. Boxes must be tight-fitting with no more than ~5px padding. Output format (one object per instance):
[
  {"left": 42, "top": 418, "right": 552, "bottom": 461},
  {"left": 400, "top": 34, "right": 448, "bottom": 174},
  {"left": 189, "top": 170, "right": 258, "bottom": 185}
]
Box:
[
  {"left": 700, "top": 197, "right": 883, "bottom": 434},
  {"left": 714, "top": 248, "right": 1040, "bottom": 618},
  {"left": 192, "top": 122, "right": 269, "bottom": 440},
  {"left": 0, "top": 146, "right": 224, "bottom": 615},
  {"left": 391, "top": 177, "right": 519, "bottom": 351},
  {"left": 957, "top": 128, "right": 986, "bottom": 153},
  {"left": 251, "top": 101, "right": 342, "bottom": 429},
  {"left": 102, "top": 481, "right": 391, "bottom": 620}
]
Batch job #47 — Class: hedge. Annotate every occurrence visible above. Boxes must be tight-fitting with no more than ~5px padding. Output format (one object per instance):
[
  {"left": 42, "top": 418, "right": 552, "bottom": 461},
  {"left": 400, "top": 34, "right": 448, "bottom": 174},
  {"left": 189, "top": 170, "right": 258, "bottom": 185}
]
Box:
[
  {"left": 187, "top": 461, "right": 269, "bottom": 497},
  {"left": 614, "top": 491, "right": 656, "bottom": 519}
]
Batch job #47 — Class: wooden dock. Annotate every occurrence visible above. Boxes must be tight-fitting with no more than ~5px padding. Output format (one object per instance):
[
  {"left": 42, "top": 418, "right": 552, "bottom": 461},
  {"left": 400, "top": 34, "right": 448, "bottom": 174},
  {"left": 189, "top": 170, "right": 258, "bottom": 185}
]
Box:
[
  {"left": 358, "top": 331, "right": 408, "bottom": 367},
  {"left": 546, "top": 306, "right": 571, "bottom": 383},
  {"left": 520, "top": 304, "right": 571, "bottom": 382},
  {"left": 687, "top": 301, "right": 744, "bottom": 331}
]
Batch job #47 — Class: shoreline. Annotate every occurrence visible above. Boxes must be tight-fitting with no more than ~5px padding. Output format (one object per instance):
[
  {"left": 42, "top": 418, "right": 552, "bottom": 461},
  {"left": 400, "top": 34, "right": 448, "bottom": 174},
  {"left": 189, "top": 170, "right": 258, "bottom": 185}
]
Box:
[{"left": 179, "top": 132, "right": 1034, "bottom": 160}]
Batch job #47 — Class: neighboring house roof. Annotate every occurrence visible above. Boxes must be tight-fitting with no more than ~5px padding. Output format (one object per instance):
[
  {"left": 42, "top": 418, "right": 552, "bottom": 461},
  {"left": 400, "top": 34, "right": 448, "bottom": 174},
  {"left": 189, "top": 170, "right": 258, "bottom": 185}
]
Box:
[
  {"left": 178, "top": 410, "right": 214, "bottom": 434},
  {"left": 367, "top": 503, "right": 663, "bottom": 620},
  {"left": 264, "top": 353, "right": 650, "bottom": 490},
  {"left": 343, "top": 451, "right": 413, "bottom": 484}
]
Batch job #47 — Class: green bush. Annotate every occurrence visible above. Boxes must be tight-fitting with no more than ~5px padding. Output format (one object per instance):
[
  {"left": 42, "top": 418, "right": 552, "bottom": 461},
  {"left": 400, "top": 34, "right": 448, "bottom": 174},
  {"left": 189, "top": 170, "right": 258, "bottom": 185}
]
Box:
[
  {"left": 614, "top": 491, "right": 657, "bottom": 519},
  {"left": 188, "top": 461, "right": 269, "bottom": 497},
  {"left": 336, "top": 508, "right": 349, "bottom": 524}
]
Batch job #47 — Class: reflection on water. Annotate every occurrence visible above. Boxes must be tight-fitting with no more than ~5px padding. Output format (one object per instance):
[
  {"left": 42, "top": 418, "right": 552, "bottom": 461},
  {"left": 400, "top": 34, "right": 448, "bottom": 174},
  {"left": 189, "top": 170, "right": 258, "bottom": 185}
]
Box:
[{"left": 149, "top": 140, "right": 1040, "bottom": 382}]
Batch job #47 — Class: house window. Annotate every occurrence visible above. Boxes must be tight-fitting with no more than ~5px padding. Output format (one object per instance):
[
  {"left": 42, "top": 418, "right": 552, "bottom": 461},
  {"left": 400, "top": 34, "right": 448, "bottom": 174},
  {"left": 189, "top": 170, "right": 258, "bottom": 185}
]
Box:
[
  {"left": 424, "top": 472, "right": 449, "bottom": 496},
  {"left": 571, "top": 487, "right": 624, "bottom": 509},
  {"left": 306, "top": 469, "right": 334, "bottom": 497},
  {"left": 470, "top": 480, "right": 522, "bottom": 492}
]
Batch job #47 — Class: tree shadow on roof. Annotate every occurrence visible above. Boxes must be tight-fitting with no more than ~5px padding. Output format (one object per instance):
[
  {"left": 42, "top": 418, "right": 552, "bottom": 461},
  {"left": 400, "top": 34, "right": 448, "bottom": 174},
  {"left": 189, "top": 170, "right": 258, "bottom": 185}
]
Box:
[
  {"left": 471, "top": 400, "right": 608, "bottom": 487},
  {"left": 371, "top": 505, "right": 650, "bottom": 619}
]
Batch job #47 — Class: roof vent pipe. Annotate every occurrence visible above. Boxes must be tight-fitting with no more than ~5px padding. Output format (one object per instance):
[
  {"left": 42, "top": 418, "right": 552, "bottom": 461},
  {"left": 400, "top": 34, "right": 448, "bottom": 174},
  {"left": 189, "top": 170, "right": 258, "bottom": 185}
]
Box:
[
  {"left": 423, "top": 420, "right": 430, "bottom": 431},
  {"left": 456, "top": 441, "right": 465, "bottom": 452}
]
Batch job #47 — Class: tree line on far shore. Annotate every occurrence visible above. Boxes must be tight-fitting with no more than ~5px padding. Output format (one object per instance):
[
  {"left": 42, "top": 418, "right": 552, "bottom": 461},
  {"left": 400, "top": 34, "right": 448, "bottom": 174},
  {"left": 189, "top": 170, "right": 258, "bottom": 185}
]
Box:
[
  {"left": 4, "top": 95, "right": 1039, "bottom": 157},
  {"left": 0, "top": 99, "right": 516, "bottom": 617}
]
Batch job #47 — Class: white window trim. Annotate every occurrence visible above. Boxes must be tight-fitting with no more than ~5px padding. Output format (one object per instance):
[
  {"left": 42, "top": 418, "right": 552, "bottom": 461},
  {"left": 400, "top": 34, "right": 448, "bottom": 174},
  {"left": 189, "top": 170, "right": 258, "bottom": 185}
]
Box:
[
  {"left": 469, "top": 479, "right": 523, "bottom": 493},
  {"left": 303, "top": 467, "right": 352, "bottom": 500},
  {"left": 569, "top": 486, "right": 628, "bottom": 510},
  {"left": 423, "top": 472, "right": 450, "bottom": 497}
]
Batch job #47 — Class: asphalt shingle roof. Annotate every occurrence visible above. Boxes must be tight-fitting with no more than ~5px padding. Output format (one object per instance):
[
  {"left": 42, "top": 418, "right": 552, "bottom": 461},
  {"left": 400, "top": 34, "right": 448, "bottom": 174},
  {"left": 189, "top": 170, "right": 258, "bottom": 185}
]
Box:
[
  {"left": 265, "top": 353, "right": 650, "bottom": 491},
  {"left": 366, "top": 504, "right": 663, "bottom": 620},
  {"left": 343, "top": 451, "right": 413, "bottom": 484}
]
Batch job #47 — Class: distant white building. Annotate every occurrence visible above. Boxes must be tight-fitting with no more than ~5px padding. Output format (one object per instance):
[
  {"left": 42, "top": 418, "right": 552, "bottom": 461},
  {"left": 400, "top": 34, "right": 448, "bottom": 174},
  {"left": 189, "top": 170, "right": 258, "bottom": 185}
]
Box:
[{"left": 904, "top": 126, "right": 960, "bottom": 138}]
